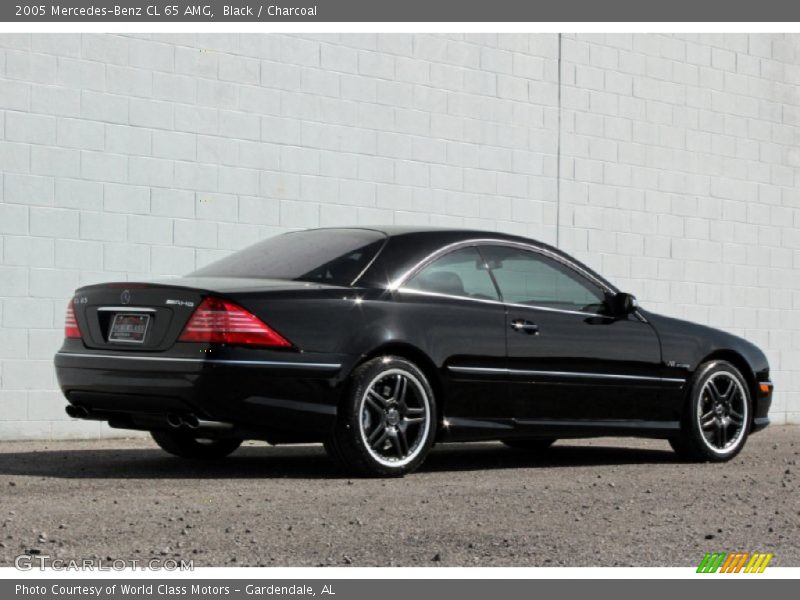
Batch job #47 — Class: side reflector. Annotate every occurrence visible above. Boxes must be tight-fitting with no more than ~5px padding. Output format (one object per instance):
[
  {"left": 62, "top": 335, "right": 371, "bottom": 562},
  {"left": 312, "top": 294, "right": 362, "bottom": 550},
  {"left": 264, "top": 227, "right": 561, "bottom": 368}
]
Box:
[
  {"left": 178, "top": 297, "right": 292, "bottom": 348},
  {"left": 759, "top": 382, "right": 773, "bottom": 394},
  {"left": 64, "top": 302, "right": 81, "bottom": 339}
]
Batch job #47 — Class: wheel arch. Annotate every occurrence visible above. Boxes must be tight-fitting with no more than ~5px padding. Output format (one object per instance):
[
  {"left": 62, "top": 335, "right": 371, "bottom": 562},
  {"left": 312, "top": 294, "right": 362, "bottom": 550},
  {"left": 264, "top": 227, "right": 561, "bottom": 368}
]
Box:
[
  {"left": 349, "top": 342, "right": 445, "bottom": 428},
  {"left": 695, "top": 349, "right": 758, "bottom": 426}
]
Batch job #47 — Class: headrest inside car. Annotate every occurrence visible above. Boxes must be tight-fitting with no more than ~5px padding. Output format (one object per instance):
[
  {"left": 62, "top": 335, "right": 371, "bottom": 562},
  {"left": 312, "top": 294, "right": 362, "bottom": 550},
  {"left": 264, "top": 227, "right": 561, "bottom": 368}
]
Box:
[{"left": 418, "top": 271, "right": 465, "bottom": 296}]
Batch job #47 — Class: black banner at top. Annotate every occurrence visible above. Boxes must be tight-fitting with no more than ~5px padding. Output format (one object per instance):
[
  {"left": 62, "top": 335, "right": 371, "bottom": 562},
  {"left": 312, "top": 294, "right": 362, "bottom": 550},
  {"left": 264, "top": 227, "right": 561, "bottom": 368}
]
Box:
[{"left": 4, "top": 0, "right": 800, "bottom": 22}]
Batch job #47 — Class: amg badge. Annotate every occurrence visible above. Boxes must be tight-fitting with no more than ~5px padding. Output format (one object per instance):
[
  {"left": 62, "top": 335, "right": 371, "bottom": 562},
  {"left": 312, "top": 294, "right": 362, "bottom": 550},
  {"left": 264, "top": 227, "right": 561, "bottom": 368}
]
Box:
[{"left": 166, "top": 299, "right": 195, "bottom": 308}]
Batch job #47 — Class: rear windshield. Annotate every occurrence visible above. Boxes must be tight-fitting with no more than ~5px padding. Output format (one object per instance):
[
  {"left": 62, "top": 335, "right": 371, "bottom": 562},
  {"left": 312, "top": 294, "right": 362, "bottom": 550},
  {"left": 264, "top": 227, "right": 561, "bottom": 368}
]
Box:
[{"left": 190, "top": 229, "right": 386, "bottom": 286}]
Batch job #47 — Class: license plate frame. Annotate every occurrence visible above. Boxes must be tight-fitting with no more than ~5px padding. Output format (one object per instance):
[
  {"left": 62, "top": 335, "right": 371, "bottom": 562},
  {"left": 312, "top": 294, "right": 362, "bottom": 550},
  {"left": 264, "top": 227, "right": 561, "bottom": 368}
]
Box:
[{"left": 108, "top": 313, "right": 151, "bottom": 344}]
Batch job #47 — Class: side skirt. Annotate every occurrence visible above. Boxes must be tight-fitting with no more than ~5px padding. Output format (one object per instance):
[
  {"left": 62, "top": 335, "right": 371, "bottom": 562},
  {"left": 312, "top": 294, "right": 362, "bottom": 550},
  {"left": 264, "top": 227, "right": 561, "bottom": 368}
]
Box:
[{"left": 438, "top": 416, "right": 681, "bottom": 442}]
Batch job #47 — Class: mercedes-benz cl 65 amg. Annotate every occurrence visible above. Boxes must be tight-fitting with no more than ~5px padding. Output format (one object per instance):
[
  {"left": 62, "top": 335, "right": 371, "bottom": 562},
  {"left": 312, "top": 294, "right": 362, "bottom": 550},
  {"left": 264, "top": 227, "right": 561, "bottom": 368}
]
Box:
[{"left": 55, "top": 227, "right": 772, "bottom": 476}]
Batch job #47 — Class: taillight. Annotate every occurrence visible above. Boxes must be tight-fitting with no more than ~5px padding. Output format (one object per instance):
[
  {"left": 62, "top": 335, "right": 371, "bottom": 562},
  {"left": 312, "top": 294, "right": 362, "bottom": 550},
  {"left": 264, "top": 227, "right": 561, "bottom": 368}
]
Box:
[
  {"left": 178, "top": 297, "right": 292, "bottom": 348},
  {"left": 64, "top": 301, "right": 81, "bottom": 339}
]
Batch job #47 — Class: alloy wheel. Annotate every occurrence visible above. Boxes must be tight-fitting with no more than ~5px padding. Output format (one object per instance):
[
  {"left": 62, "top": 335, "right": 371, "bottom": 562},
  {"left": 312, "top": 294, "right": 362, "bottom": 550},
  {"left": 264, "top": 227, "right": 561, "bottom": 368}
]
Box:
[
  {"left": 358, "top": 368, "right": 431, "bottom": 468},
  {"left": 697, "top": 371, "right": 748, "bottom": 454}
]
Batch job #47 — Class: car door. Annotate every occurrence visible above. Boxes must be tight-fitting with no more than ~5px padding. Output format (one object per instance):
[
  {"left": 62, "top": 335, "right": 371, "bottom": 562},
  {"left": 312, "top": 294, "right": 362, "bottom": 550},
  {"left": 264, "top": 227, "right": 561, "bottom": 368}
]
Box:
[
  {"left": 478, "top": 244, "right": 666, "bottom": 422},
  {"left": 395, "top": 245, "right": 510, "bottom": 422}
]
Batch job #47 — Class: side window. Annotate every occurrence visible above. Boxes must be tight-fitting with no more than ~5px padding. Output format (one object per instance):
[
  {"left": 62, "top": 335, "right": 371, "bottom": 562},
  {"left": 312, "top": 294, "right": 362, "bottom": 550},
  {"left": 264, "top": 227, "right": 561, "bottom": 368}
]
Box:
[
  {"left": 404, "top": 247, "right": 499, "bottom": 301},
  {"left": 481, "top": 245, "right": 605, "bottom": 312}
]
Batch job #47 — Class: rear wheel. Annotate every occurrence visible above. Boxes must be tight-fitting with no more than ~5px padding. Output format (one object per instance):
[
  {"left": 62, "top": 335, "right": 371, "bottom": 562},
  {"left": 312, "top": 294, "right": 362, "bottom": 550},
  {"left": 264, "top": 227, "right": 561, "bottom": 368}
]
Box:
[
  {"left": 502, "top": 438, "right": 556, "bottom": 451},
  {"left": 670, "top": 360, "right": 750, "bottom": 462},
  {"left": 328, "top": 356, "right": 437, "bottom": 477},
  {"left": 151, "top": 430, "right": 242, "bottom": 460}
]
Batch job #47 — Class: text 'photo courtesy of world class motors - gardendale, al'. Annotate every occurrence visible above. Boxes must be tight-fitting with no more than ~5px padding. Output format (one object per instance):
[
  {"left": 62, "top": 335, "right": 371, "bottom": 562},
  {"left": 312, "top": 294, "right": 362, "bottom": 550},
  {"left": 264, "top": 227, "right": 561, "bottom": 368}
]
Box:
[{"left": 0, "top": 29, "right": 798, "bottom": 572}]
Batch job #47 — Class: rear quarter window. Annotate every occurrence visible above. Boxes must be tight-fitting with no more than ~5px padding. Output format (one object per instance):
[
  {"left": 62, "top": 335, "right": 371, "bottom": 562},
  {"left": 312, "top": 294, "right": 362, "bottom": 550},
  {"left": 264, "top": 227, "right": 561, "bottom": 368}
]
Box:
[{"left": 191, "top": 229, "right": 386, "bottom": 286}]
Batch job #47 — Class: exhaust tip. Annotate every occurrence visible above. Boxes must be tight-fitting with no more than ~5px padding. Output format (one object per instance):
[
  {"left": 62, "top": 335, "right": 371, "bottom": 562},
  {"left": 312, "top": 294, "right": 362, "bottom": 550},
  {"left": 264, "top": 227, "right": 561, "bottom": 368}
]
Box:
[
  {"left": 183, "top": 414, "right": 200, "bottom": 429},
  {"left": 166, "top": 414, "right": 184, "bottom": 428},
  {"left": 65, "top": 405, "right": 89, "bottom": 419}
]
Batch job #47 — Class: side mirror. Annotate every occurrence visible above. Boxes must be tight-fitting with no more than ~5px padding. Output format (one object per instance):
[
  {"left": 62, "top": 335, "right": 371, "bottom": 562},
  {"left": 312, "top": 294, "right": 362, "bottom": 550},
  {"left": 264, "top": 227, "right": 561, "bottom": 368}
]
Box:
[{"left": 607, "top": 292, "right": 638, "bottom": 316}]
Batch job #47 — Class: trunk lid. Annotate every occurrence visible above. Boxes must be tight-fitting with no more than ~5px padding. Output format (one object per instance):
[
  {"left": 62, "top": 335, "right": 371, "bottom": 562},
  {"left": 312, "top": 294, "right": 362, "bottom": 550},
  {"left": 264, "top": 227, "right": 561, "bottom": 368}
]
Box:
[
  {"left": 72, "top": 277, "right": 346, "bottom": 351},
  {"left": 74, "top": 281, "right": 204, "bottom": 351}
]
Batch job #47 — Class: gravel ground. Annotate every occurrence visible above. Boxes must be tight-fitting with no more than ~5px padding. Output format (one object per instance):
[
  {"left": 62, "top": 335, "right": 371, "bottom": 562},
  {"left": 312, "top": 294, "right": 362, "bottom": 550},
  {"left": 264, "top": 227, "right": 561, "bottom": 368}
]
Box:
[{"left": 0, "top": 426, "right": 798, "bottom": 567}]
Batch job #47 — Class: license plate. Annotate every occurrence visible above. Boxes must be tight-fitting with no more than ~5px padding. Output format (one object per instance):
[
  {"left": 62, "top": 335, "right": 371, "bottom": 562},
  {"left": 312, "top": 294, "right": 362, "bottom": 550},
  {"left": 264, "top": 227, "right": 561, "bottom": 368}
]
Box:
[{"left": 108, "top": 313, "right": 150, "bottom": 343}]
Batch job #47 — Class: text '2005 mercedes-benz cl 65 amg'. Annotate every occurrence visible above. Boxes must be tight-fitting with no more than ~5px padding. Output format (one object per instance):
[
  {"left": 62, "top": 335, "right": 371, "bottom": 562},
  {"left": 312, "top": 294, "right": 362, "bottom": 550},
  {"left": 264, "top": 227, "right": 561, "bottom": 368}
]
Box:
[{"left": 55, "top": 227, "right": 772, "bottom": 476}]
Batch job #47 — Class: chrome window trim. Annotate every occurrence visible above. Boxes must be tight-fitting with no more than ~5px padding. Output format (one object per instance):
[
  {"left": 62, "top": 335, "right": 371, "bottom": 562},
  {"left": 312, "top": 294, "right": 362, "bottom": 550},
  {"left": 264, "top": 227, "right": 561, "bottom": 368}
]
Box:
[
  {"left": 396, "top": 287, "right": 600, "bottom": 318},
  {"left": 56, "top": 352, "right": 341, "bottom": 371},
  {"left": 388, "top": 238, "right": 652, "bottom": 322},
  {"left": 447, "top": 365, "right": 685, "bottom": 384},
  {"left": 389, "top": 238, "right": 615, "bottom": 295}
]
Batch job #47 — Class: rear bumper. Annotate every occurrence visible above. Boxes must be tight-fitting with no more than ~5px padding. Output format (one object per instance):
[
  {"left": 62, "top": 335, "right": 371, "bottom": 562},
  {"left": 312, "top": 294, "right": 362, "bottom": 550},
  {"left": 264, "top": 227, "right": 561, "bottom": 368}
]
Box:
[{"left": 54, "top": 344, "right": 353, "bottom": 442}]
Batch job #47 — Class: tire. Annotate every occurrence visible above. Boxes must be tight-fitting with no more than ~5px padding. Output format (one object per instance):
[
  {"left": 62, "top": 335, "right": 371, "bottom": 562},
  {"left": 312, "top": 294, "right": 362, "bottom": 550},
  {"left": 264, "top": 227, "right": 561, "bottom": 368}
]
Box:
[
  {"left": 331, "top": 356, "right": 437, "bottom": 477},
  {"left": 670, "top": 360, "right": 751, "bottom": 462},
  {"left": 151, "top": 429, "right": 242, "bottom": 460},
  {"left": 502, "top": 438, "right": 556, "bottom": 451}
]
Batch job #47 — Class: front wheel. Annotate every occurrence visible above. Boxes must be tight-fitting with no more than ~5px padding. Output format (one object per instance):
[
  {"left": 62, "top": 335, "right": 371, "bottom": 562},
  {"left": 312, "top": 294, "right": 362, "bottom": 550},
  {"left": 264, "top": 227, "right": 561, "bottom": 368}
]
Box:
[
  {"left": 670, "top": 360, "right": 751, "bottom": 462},
  {"left": 328, "top": 356, "right": 437, "bottom": 477},
  {"left": 151, "top": 430, "right": 242, "bottom": 460}
]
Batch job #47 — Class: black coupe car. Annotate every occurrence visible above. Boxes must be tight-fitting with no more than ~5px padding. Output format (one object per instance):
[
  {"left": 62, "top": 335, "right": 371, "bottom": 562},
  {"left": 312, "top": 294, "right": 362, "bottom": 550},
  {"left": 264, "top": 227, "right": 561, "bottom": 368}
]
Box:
[{"left": 55, "top": 227, "right": 772, "bottom": 476}]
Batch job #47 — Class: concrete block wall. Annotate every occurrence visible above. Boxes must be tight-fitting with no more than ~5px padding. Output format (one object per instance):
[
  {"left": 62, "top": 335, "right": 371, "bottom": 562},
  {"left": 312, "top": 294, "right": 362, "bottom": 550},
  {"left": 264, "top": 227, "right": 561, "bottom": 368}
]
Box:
[{"left": 0, "top": 33, "right": 797, "bottom": 439}]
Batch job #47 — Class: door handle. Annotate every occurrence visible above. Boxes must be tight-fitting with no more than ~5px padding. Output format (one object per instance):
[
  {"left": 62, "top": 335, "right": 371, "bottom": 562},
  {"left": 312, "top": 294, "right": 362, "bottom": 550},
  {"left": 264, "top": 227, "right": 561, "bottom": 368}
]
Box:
[{"left": 510, "top": 319, "right": 539, "bottom": 335}]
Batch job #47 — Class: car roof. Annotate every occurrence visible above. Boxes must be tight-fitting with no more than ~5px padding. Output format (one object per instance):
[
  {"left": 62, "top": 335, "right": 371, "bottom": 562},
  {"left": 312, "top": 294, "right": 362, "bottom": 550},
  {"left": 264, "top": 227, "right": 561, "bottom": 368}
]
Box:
[
  {"left": 330, "top": 226, "right": 616, "bottom": 293},
  {"left": 305, "top": 225, "right": 544, "bottom": 244}
]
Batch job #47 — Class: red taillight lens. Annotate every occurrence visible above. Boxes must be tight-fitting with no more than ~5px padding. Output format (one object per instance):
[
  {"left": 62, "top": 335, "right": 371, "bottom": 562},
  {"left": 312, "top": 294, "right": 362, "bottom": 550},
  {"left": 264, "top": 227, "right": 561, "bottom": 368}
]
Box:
[
  {"left": 178, "top": 297, "right": 292, "bottom": 348},
  {"left": 64, "top": 301, "right": 81, "bottom": 339}
]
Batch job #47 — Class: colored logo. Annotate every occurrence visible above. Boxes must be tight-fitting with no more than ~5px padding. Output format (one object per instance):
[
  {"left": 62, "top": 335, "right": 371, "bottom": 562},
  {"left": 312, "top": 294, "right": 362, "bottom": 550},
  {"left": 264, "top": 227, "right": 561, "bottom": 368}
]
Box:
[{"left": 697, "top": 552, "right": 773, "bottom": 573}]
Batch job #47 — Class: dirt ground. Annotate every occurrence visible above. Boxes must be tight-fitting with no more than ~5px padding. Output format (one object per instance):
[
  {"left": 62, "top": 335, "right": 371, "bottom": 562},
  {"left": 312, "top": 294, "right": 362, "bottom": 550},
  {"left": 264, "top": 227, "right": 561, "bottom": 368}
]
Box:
[{"left": 0, "top": 426, "right": 798, "bottom": 567}]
